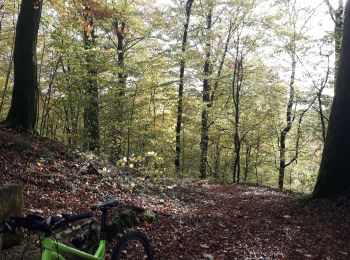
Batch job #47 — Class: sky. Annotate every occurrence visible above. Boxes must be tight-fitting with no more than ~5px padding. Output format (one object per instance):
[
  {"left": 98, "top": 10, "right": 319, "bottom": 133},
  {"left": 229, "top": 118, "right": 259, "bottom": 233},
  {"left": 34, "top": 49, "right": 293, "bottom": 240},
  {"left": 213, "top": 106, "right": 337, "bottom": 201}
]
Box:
[{"left": 152, "top": 0, "right": 339, "bottom": 95}]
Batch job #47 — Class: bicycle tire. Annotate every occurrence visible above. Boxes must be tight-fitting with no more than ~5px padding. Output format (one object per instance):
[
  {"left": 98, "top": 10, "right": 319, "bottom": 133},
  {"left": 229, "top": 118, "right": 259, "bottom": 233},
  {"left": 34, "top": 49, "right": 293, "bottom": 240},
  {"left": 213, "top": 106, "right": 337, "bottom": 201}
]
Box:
[{"left": 111, "top": 230, "right": 154, "bottom": 260}]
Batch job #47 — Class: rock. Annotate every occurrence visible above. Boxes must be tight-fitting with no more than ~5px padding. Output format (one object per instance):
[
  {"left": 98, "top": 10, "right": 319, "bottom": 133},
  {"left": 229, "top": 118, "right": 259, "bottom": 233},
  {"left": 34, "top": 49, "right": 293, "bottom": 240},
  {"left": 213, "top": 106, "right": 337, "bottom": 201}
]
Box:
[
  {"left": 0, "top": 184, "right": 23, "bottom": 251},
  {"left": 106, "top": 205, "right": 154, "bottom": 241},
  {"left": 203, "top": 253, "right": 214, "bottom": 260},
  {"left": 79, "top": 162, "right": 99, "bottom": 175},
  {"left": 56, "top": 219, "right": 100, "bottom": 260}
]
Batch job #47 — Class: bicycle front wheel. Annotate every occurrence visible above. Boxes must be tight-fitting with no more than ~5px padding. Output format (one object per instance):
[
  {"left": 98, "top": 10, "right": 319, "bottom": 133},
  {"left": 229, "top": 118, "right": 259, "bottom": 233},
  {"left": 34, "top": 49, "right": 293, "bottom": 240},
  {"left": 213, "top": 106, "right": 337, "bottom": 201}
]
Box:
[{"left": 111, "top": 230, "right": 154, "bottom": 260}]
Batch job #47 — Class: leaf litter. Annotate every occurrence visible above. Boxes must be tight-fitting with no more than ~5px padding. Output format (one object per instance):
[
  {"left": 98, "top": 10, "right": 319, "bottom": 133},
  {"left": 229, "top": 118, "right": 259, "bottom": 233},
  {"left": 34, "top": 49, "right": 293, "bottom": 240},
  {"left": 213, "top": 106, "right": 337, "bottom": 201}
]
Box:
[{"left": 1, "top": 127, "right": 350, "bottom": 259}]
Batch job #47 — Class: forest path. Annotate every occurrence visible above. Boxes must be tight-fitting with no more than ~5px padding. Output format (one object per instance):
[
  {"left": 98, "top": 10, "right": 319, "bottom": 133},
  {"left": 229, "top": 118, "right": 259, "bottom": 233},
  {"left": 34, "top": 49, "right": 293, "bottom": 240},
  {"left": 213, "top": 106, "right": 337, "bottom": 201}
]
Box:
[{"left": 145, "top": 183, "right": 350, "bottom": 260}]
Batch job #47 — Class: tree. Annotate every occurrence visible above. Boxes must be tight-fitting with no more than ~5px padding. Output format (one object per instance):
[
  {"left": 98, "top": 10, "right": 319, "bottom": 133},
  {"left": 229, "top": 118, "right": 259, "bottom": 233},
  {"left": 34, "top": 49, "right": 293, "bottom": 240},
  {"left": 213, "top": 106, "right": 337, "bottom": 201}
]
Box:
[
  {"left": 175, "top": 0, "right": 194, "bottom": 175},
  {"left": 5, "top": 0, "right": 43, "bottom": 132},
  {"left": 112, "top": 16, "right": 127, "bottom": 159},
  {"left": 324, "top": 0, "right": 344, "bottom": 87},
  {"left": 273, "top": 1, "right": 317, "bottom": 190},
  {"left": 313, "top": 0, "right": 350, "bottom": 198},
  {"left": 82, "top": 3, "right": 100, "bottom": 152},
  {"left": 199, "top": 2, "right": 213, "bottom": 179}
]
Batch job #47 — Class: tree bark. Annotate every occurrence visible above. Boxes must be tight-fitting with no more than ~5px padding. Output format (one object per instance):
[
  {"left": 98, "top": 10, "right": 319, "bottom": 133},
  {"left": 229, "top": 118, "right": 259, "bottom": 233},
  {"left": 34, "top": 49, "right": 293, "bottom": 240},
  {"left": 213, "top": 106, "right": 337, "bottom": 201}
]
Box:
[
  {"left": 126, "top": 84, "right": 139, "bottom": 164},
  {"left": 232, "top": 54, "right": 243, "bottom": 183},
  {"left": 324, "top": 0, "right": 344, "bottom": 89},
  {"left": 112, "top": 18, "right": 127, "bottom": 160},
  {"left": 243, "top": 142, "right": 252, "bottom": 182},
  {"left": 5, "top": 0, "right": 42, "bottom": 132},
  {"left": 83, "top": 5, "right": 100, "bottom": 152},
  {"left": 278, "top": 42, "right": 296, "bottom": 190},
  {"left": 334, "top": 1, "right": 344, "bottom": 81},
  {"left": 254, "top": 135, "right": 261, "bottom": 185},
  {"left": 213, "top": 135, "right": 221, "bottom": 178},
  {"left": 175, "top": 0, "right": 194, "bottom": 175},
  {"left": 313, "top": 0, "right": 350, "bottom": 198},
  {"left": 199, "top": 4, "right": 213, "bottom": 179}
]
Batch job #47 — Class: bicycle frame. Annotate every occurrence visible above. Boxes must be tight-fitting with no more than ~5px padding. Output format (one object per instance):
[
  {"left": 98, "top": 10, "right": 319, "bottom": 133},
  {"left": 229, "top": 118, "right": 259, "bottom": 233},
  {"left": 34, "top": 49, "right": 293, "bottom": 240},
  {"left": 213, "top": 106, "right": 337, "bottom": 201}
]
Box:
[{"left": 41, "top": 237, "right": 106, "bottom": 260}]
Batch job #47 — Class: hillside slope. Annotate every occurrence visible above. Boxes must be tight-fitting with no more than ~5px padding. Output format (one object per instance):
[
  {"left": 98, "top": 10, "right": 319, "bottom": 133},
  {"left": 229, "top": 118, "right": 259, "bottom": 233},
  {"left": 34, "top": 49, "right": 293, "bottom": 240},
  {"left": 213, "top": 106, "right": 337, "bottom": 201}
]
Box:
[{"left": 1, "top": 127, "right": 350, "bottom": 259}]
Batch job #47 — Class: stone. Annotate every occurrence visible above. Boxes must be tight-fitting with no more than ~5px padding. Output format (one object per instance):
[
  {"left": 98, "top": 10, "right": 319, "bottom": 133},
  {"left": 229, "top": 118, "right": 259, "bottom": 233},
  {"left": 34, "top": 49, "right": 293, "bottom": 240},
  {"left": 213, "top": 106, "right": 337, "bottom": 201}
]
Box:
[{"left": 0, "top": 184, "right": 23, "bottom": 250}]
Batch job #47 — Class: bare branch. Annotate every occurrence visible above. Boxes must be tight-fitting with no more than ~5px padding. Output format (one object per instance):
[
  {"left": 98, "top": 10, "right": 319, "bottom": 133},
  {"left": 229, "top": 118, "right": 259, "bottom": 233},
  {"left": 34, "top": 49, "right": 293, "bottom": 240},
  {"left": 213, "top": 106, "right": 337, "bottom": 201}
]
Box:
[{"left": 324, "top": 0, "right": 337, "bottom": 23}]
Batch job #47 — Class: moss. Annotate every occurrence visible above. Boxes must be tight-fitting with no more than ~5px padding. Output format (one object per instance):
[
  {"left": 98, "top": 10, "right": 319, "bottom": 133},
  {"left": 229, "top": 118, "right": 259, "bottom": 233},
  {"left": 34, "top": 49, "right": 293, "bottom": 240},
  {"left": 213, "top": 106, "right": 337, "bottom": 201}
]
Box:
[
  {"left": 39, "top": 148, "right": 54, "bottom": 163},
  {"left": 106, "top": 205, "right": 155, "bottom": 241}
]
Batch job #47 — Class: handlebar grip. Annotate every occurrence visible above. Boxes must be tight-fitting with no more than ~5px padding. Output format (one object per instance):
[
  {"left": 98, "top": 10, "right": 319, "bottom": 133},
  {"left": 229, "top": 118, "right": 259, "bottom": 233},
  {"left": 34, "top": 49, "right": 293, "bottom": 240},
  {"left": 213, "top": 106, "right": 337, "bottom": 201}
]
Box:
[
  {"left": 65, "top": 211, "right": 93, "bottom": 222},
  {"left": 91, "top": 199, "right": 120, "bottom": 210}
]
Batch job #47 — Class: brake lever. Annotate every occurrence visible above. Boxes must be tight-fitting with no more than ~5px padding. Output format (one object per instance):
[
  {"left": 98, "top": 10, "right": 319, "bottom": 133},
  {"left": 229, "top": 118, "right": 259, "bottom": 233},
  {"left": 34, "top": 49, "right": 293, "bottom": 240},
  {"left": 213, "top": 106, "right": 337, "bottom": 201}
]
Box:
[
  {"left": 49, "top": 214, "right": 70, "bottom": 230},
  {"left": 5, "top": 221, "right": 17, "bottom": 233}
]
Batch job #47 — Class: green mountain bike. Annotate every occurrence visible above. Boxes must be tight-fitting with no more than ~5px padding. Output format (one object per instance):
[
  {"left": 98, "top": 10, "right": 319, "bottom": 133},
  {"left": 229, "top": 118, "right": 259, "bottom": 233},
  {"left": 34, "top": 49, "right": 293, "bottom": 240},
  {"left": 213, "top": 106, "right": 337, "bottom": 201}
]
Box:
[{"left": 1, "top": 199, "right": 154, "bottom": 260}]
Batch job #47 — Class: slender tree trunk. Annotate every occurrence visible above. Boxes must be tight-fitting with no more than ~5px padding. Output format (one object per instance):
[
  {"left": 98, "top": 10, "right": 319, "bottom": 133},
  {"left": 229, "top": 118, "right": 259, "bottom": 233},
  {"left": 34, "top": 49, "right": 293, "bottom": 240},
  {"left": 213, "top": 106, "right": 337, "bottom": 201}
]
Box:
[
  {"left": 0, "top": 0, "right": 16, "bottom": 119},
  {"left": 0, "top": 48, "right": 14, "bottom": 120},
  {"left": 318, "top": 90, "right": 328, "bottom": 143},
  {"left": 210, "top": 20, "right": 234, "bottom": 105},
  {"left": 313, "top": 0, "right": 350, "bottom": 198},
  {"left": 113, "top": 18, "right": 127, "bottom": 159},
  {"left": 199, "top": 5, "right": 213, "bottom": 179},
  {"left": 278, "top": 43, "right": 296, "bottom": 190},
  {"left": 115, "top": 19, "right": 127, "bottom": 96},
  {"left": 255, "top": 135, "right": 261, "bottom": 185},
  {"left": 213, "top": 136, "right": 221, "bottom": 179},
  {"left": 334, "top": 0, "right": 344, "bottom": 85},
  {"left": 231, "top": 37, "right": 243, "bottom": 183},
  {"left": 316, "top": 54, "right": 331, "bottom": 142},
  {"left": 244, "top": 143, "right": 252, "bottom": 182},
  {"left": 5, "top": 0, "right": 42, "bottom": 132},
  {"left": 175, "top": 0, "right": 194, "bottom": 175},
  {"left": 0, "top": 2, "right": 4, "bottom": 34},
  {"left": 83, "top": 5, "right": 99, "bottom": 152},
  {"left": 126, "top": 84, "right": 139, "bottom": 164},
  {"left": 39, "top": 57, "right": 60, "bottom": 134},
  {"left": 324, "top": 0, "right": 344, "bottom": 89},
  {"left": 60, "top": 57, "right": 78, "bottom": 147}
]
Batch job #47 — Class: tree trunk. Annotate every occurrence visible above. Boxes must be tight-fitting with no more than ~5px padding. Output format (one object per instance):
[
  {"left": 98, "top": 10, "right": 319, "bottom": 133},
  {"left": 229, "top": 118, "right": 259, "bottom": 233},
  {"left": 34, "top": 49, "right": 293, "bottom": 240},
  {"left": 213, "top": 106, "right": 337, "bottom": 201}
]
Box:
[
  {"left": 278, "top": 43, "right": 296, "bottom": 190},
  {"left": 334, "top": 0, "right": 344, "bottom": 86},
  {"left": 254, "top": 135, "right": 261, "bottom": 185},
  {"left": 83, "top": 5, "right": 99, "bottom": 152},
  {"left": 317, "top": 85, "right": 328, "bottom": 143},
  {"left": 324, "top": 0, "right": 344, "bottom": 90},
  {"left": 5, "top": 0, "right": 42, "bottom": 132},
  {"left": 175, "top": 0, "right": 194, "bottom": 175},
  {"left": 39, "top": 57, "right": 60, "bottom": 135},
  {"left": 0, "top": 48, "right": 14, "bottom": 120},
  {"left": 199, "top": 5, "right": 212, "bottom": 179},
  {"left": 313, "top": 0, "right": 350, "bottom": 198},
  {"left": 126, "top": 85, "right": 139, "bottom": 164},
  {"left": 232, "top": 42, "right": 243, "bottom": 183},
  {"left": 244, "top": 143, "right": 252, "bottom": 182},
  {"left": 213, "top": 135, "right": 221, "bottom": 179},
  {"left": 112, "top": 18, "right": 127, "bottom": 160}
]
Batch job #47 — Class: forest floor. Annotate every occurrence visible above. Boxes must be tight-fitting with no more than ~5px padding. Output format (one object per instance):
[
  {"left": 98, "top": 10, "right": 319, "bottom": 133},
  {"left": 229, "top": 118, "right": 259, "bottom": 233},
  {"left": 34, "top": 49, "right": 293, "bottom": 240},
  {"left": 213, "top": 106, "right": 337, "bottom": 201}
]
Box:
[{"left": 1, "top": 127, "right": 350, "bottom": 260}]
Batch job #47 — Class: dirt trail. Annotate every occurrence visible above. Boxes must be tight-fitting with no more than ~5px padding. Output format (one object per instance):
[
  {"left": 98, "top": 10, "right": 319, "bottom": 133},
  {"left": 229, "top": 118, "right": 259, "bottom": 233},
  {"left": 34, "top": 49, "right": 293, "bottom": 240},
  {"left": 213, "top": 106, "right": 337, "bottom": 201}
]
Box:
[{"left": 146, "top": 183, "right": 350, "bottom": 260}]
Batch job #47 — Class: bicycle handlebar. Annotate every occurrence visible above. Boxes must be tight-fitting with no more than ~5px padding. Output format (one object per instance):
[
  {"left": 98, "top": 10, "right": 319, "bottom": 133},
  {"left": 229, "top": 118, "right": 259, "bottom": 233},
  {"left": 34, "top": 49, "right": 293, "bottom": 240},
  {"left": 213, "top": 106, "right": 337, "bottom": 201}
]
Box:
[
  {"left": 2, "top": 198, "right": 120, "bottom": 235},
  {"left": 62, "top": 211, "right": 93, "bottom": 223},
  {"left": 3, "top": 211, "right": 93, "bottom": 235}
]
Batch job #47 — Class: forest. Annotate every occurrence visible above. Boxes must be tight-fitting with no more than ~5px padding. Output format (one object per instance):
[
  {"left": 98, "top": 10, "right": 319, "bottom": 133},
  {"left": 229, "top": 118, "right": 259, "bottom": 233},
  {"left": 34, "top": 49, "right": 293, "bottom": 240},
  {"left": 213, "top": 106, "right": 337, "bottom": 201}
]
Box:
[
  {"left": 1, "top": 0, "right": 350, "bottom": 258},
  {"left": 0, "top": 0, "right": 343, "bottom": 192}
]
